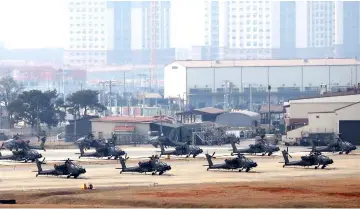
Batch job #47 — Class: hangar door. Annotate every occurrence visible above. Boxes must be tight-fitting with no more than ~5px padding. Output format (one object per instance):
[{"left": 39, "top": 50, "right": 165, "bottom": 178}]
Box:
[{"left": 339, "top": 120, "right": 360, "bottom": 145}]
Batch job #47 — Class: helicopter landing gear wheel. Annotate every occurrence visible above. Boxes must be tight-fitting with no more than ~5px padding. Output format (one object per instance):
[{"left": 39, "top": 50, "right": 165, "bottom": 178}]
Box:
[
  {"left": 36, "top": 174, "right": 38, "bottom": 177},
  {"left": 207, "top": 168, "right": 209, "bottom": 171},
  {"left": 67, "top": 175, "right": 70, "bottom": 179},
  {"left": 239, "top": 169, "right": 242, "bottom": 172},
  {"left": 346, "top": 151, "right": 350, "bottom": 154},
  {"left": 314, "top": 166, "right": 318, "bottom": 169},
  {"left": 321, "top": 165, "right": 326, "bottom": 169},
  {"left": 74, "top": 175, "right": 79, "bottom": 179},
  {"left": 152, "top": 172, "right": 155, "bottom": 175},
  {"left": 268, "top": 152, "right": 272, "bottom": 156},
  {"left": 246, "top": 168, "right": 250, "bottom": 172},
  {"left": 159, "top": 171, "right": 164, "bottom": 175},
  {"left": 120, "top": 171, "right": 123, "bottom": 174}
]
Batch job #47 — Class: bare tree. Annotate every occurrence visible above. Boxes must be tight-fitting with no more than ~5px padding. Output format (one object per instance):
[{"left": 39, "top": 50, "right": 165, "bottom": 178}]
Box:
[{"left": 0, "top": 76, "right": 23, "bottom": 128}]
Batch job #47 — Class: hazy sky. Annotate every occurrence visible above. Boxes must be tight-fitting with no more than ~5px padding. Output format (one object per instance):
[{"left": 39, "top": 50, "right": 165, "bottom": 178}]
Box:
[{"left": 0, "top": 0, "right": 204, "bottom": 49}]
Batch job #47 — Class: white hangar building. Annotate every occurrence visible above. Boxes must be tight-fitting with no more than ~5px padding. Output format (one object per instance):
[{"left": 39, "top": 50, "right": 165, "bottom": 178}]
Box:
[
  {"left": 164, "top": 58, "right": 360, "bottom": 107},
  {"left": 285, "top": 91, "right": 360, "bottom": 145}
]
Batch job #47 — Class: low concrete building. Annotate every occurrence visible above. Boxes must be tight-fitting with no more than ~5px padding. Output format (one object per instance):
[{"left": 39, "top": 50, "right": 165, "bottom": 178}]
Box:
[
  {"left": 90, "top": 116, "right": 175, "bottom": 145},
  {"left": 286, "top": 100, "right": 360, "bottom": 145},
  {"left": 285, "top": 89, "right": 360, "bottom": 131}
]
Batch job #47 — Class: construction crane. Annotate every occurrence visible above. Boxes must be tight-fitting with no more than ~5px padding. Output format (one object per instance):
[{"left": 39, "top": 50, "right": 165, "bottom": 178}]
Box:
[{"left": 149, "top": 1, "right": 157, "bottom": 92}]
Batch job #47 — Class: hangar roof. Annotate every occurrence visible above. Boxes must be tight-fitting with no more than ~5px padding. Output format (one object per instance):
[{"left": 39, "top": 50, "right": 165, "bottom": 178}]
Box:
[
  {"left": 90, "top": 116, "right": 174, "bottom": 123},
  {"left": 231, "top": 110, "right": 260, "bottom": 118},
  {"left": 309, "top": 102, "right": 360, "bottom": 114},
  {"left": 176, "top": 107, "right": 225, "bottom": 116},
  {"left": 168, "top": 58, "right": 359, "bottom": 68},
  {"left": 289, "top": 94, "right": 360, "bottom": 104},
  {"left": 259, "top": 104, "right": 284, "bottom": 113}
]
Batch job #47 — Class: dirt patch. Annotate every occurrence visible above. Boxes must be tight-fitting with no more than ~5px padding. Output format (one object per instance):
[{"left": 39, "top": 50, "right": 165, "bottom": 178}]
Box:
[
  {"left": 139, "top": 189, "right": 225, "bottom": 198},
  {"left": 250, "top": 187, "right": 309, "bottom": 194},
  {"left": 325, "top": 192, "right": 360, "bottom": 198},
  {"left": 1, "top": 178, "right": 360, "bottom": 208}
]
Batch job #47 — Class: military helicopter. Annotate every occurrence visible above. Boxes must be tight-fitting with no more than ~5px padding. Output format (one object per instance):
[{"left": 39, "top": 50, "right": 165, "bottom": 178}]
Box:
[
  {"left": 0, "top": 135, "right": 47, "bottom": 151},
  {"left": 148, "top": 130, "right": 190, "bottom": 148},
  {"left": 282, "top": 147, "right": 334, "bottom": 169},
  {"left": 230, "top": 135, "right": 280, "bottom": 156},
  {"left": 34, "top": 158, "right": 86, "bottom": 178},
  {"left": 0, "top": 149, "right": 42, "bottom": 163},
  {"left": 116, "top": 154, "right": 172, "bottom": 175},
  {"left": 78, "top": 144, "right": 126, "bottom": 160},
  {"left": 159, "top": 144, "right": 203, "bottom": 158},
  {"left": 311, "top": 134, "right": 357, "bottom": 154},
  {"left": 76, "top": 133, "right": 107, "bottom": 150},
  {"left": 204, "top": 152, "right": 258, "bottom": 172}
]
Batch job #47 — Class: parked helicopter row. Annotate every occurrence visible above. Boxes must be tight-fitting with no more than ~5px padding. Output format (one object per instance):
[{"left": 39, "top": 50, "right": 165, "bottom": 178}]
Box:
[
  {"left": 0, "top": 133, "right": 357, "bottom": 179},
  {"left": 0, "top": 135, "right": 46, "bottom": 162}
]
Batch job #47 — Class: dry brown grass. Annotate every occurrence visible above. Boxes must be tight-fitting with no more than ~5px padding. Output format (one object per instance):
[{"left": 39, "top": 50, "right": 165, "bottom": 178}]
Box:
[{"left": 1, "top": 177, "right": 360, "bottom": 208}]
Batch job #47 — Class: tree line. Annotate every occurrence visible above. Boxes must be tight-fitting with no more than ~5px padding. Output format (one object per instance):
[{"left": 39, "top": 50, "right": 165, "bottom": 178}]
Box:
[{"left": 0, "top": 76, "right": 106, "bottom": 129}]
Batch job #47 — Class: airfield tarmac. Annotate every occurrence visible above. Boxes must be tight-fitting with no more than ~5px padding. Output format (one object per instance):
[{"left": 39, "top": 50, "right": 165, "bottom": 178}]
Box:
[{"left": 0, "top": 142, "right": 360, "bottom": 207}]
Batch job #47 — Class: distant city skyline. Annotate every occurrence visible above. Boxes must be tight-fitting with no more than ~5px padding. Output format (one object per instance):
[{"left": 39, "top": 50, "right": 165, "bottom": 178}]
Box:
[{"left": 0, "top": 0, "right": 204, "bottom": 49}]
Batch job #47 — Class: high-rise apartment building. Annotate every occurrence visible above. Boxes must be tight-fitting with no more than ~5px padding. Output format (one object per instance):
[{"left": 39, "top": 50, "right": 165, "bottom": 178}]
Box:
[
  {"left": 204, "top": 0, "right": 360, "bottom": 60},
  {"left": 106, "top": 1, "right": 132, "bottom": 64},
  {"left": 65, "top": 0, "right": 171, "bottom": 66},
  {"left": 139, "top": 1, "right": 170, "bottom": 50},
  {"left": 64, "top": 0, "right": 108, "bottom": 66},
  {"left": 204, "top": 0, "right": 279, "bottom": 60}
]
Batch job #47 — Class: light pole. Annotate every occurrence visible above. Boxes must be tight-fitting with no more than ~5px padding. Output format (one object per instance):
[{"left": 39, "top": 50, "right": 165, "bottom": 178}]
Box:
[
  {"left": 99, "top": 80, "right": 116, "bottom": 116},
  {"left": 243, "top": 83, "right": 260, "bottom": 112},
  {"left": 268, "top": 85, "right": 271, "bottom": 131},
  {"left": 74, "top": 114, "right": 77, "bottom": 141},
  {"left": 222, "top": 80, "right": 233, "bottom": 111}
]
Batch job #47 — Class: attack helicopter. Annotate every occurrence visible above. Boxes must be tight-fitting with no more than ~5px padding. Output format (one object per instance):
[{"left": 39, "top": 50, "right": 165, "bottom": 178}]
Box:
[
  {"left": 159, "top": 144, "right": 203, "bottom": 158},
  {"left": 148, "top": 133, "right": 189, "bottom": 148},
  {"left": 34, "top": 158, "right": 86, "bottom": 178},
  {"left": 0, "top": 149, "right": 42, "bottom": 163},
  {"left": 282, "top": 147, "right": 334, "bottom": 169},
  {"left": 1, "top": 135, "right": 47, "bottom": 151},
  {"left": 76, "top": 133, "right": 108, "bottom": 150},
  {"left": 78, "top": 143, "right": 126, "bottom": 160},
  {"left": 204, "top": 152, "right": 258, "bottom": 172},
  {"left": 116, "top": 154, "right": 172, "bottom": 175},
  {"left": 311, "top": 134, "right": 357, "bottom": 154},
  {"left": 230, "top": 135, "right": 280, "bottom": 156}
]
